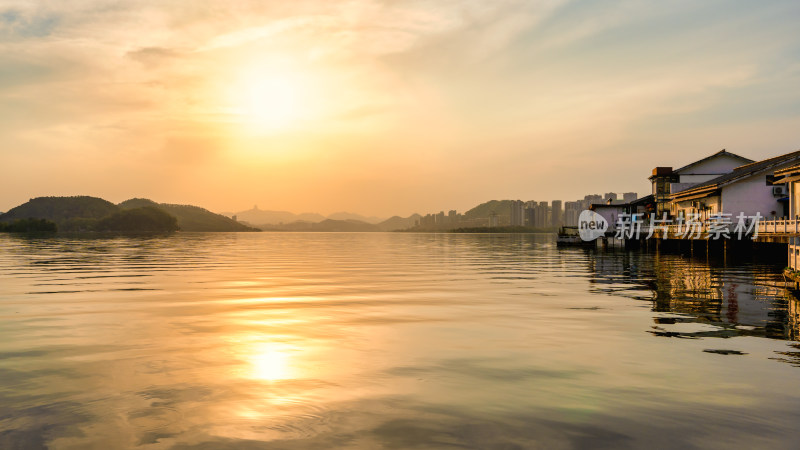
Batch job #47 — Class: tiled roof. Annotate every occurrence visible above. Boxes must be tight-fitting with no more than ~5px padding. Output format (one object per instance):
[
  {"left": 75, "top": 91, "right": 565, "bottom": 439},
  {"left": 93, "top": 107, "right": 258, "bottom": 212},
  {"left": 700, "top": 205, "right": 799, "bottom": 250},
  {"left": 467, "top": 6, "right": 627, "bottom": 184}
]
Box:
[
  {"left": 672, "top": 150, "right": 800, "bottom": 198},
  {"left": 674, "top": 149, "right": 753, "bottom": 173}
]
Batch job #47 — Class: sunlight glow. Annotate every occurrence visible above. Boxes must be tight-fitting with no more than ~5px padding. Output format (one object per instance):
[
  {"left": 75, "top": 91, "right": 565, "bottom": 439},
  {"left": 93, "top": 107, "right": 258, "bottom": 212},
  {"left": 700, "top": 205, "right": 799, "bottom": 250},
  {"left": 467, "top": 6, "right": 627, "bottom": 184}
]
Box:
[
  {"left": 251, "top": 344, "right": 292, "bottom": 381},
  {"left": 229, "top": 61, "right": 314, "bottom": 133},
  {"left": 245, "top": 76, "right": 301, "bottom": 130}
]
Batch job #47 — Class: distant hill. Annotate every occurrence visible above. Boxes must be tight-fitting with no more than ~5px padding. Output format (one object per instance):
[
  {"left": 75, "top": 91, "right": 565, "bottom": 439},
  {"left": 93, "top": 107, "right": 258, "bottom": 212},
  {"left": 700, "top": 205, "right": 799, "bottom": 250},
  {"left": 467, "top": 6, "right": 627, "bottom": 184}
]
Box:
[
  {"left": 233, "top": 207, "right": 325, "bottom": 225},
  {"left": 309, "top": 219, "right": 380, "bottom": 232},
  {"left": 260, "top": 219, "right": 380, "bottom": 232},
  {"left": 327, "top": 212, "right": 384, "bottom": 224},
  {"left": 0, "top": 196, "right": 258, "bottom": 233},
  {"left": 0, "top": 196, "right": 118, "bottom": 225},
  {"left": 119, "top": 198, "right": 258, "bottom": 232},
  {"left": 231, "top": 207, "right": 385, "bottom": 226},
  {"left": 377, "top": 214, "right": 421, "bottom": 231},
  {"left": 463, "top": 200, "right": 514, "bottom": 220}
]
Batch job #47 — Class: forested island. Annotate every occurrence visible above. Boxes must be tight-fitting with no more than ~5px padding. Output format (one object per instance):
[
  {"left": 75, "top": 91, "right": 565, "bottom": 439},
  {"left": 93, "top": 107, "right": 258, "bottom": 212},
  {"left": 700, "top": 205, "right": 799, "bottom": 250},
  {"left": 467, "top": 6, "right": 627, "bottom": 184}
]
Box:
[{"left": 0, "top": 196, "right": 259, "bottom": 233}]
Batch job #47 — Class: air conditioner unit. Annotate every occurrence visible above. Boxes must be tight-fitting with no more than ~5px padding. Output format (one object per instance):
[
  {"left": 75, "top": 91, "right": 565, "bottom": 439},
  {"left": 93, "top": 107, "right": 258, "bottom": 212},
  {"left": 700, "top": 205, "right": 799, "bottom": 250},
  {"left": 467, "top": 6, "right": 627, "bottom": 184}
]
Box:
[{"left": 773, "top": 185, "right": 787, "bottom": 197}]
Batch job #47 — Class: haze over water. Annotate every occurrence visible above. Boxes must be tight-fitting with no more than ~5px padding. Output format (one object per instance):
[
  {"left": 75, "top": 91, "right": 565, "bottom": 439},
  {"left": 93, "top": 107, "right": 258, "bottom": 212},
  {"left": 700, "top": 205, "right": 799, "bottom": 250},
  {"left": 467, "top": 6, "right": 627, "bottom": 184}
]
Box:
[{"left": 2, "top": 232, "right": 800, "bottom": 449}]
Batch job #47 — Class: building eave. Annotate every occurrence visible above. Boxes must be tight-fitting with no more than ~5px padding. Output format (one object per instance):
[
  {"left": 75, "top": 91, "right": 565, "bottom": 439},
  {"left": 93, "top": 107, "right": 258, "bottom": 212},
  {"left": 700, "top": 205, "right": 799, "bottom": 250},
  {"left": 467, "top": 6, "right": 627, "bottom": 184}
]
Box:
[
  {"left": 774, "top": 164, "right": 800, "bottom": 180},
  {"left": 670, "top": 185, "right": 719, "bottom": 201},
  {"left": 673, "top": 149, "right": 753, "bottom": 174}
]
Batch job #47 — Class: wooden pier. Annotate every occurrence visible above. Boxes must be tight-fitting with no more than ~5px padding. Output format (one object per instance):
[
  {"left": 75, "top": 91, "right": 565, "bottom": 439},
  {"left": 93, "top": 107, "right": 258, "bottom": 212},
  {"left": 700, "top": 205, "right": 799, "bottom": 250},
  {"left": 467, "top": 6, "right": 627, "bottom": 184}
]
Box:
[{"left": 598, "top": 219, "right": 800, "bottom": 269}]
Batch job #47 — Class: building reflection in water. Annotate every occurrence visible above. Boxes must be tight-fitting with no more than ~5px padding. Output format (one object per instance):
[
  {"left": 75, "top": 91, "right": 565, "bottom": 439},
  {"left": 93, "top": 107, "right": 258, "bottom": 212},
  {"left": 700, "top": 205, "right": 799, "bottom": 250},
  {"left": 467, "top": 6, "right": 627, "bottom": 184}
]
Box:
[{"left": 584, "top": 248, "right": 800, "bottom": 341}]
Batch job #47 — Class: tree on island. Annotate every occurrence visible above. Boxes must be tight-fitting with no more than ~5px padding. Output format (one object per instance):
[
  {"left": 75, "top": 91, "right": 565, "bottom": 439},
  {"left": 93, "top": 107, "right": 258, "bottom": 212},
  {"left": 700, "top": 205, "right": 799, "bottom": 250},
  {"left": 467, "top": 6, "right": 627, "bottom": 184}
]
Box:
[
  {"left": 94, "top": 207, "right": 179, "bottom": 232},
  {"left": 0, "top": 218, "right": 58, "bottom": 233}
]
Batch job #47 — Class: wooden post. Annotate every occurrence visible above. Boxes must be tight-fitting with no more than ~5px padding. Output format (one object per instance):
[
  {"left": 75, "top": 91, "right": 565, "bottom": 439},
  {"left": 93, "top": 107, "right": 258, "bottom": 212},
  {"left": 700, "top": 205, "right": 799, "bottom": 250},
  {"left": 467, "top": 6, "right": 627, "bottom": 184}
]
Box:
[{"left": 723, "top": 239, "right": 727, "bottom": 263}]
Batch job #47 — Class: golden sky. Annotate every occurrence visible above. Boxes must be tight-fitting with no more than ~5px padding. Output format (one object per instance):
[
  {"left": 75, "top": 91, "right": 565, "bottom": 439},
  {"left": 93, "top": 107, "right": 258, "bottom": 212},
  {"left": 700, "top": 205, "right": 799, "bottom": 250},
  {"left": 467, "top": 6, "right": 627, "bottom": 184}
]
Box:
[{"left": 2, "top": 0, "right": 799, "bottom": 217}]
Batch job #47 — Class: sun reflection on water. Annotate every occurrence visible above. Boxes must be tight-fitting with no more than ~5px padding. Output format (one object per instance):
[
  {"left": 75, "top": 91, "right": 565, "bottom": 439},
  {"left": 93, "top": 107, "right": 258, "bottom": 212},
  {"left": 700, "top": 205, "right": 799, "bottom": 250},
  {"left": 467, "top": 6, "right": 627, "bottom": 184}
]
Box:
[{"left": 250, "top": 343, "right": 293, "bottom": 381}]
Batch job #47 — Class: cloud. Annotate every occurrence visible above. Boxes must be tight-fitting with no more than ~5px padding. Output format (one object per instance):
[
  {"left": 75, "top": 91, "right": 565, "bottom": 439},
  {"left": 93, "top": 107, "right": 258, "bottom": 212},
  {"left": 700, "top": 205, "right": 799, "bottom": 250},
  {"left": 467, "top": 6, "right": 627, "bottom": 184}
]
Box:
[
  {"left": 197, "top": 16, "right": 318, "bottom": 52},
  {"left": 1, "top": 0, "right": 799, "bottom": 215},
  {"left": 0, "top": 7, "right": 59, "bottom": 39},
  {"left": 126, "top": 46, "right": 182, "bottom": 67}
]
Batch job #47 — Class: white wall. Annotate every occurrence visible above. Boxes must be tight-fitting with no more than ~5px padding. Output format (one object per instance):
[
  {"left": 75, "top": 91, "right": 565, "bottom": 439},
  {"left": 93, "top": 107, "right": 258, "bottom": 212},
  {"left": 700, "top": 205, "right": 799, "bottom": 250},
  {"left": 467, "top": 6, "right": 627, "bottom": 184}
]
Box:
[
  {"left": 670, "top": 154, "right": 751, "bottom": 196},
  {"left": 592, "top": 205, "right": 625, "bottom": 233},
  {"left": 722, "top": 174, "right": 785, "bottom": 219}
]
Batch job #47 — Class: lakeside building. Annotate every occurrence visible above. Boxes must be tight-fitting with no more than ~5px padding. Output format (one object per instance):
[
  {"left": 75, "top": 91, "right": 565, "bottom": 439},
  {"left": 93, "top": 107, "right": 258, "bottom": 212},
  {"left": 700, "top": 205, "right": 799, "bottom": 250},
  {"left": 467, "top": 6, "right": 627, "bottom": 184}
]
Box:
[
  {"left": 590, "top": 203, "right": 625, "bottom": 235},
  {"left": 773, "top": 164, "right": 800, "bottom": 270},
  {"left": 589, "top": 195, "right": 654, "bottom": 236},
  {"left": 650, "top": 150, "right": 753, "bottom": 217},
  {"left": 670, "top": 150, "right": 800, "bottom": 221}
]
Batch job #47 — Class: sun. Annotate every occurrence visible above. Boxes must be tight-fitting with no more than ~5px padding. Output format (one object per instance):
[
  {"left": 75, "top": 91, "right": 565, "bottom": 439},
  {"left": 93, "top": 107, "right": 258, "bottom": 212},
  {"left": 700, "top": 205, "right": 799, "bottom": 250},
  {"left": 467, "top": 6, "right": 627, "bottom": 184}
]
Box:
[
  {"left": 225, "top": 60, "right": 312, "bottom": 133},
  {"left": 242, "top": 75, "right": 302, "bottom": 130}
]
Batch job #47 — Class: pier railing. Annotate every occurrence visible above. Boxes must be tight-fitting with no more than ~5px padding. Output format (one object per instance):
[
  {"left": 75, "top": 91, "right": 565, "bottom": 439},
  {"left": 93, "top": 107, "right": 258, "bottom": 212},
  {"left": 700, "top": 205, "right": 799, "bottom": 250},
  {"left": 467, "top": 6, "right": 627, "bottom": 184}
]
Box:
[
  {"left": 641, "top": 219, "right": 799, "bottom": 239},
  {"left": 758, "top": 219, "right": 799, "bottom": 235}
]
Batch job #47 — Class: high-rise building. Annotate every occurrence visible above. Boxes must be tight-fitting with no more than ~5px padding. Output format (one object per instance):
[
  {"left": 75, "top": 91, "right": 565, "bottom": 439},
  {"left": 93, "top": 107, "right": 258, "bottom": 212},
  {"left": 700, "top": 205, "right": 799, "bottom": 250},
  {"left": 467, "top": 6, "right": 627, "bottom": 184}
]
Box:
[
  {"left": 524, "top": 200, "right": 537, "bottom": 226},
  {"left": 534, "top": 201, "right": 549, "bottom": 228},
  {"left": 489, "top": 212, "right": 499, "bottom": 227},
  {"left": 604, "top": 192, "right": 618, "bottom": 203},
  {"left": 564, "top": 201, "right": 581, "bottom": 227},
  {"left": 524, "top": 207, "right": 535, "bottom": 227},
  {"left": 551, "top": 200, "right": 563, "bottom": 227},
  {"left": 622, "top": 192, "right": 638, "bottom": 203},
  {"left": 525, "top": 201, "right": 547, "bottom": 228},
  {"left": 582, "top": 194, "right": 602, "bottom": 210},
  {"left": 510, "top": 200, "right": 525, "bottom": 226},
  {"left": 420, "top": 214, "right": 435, "bottom": 227}
]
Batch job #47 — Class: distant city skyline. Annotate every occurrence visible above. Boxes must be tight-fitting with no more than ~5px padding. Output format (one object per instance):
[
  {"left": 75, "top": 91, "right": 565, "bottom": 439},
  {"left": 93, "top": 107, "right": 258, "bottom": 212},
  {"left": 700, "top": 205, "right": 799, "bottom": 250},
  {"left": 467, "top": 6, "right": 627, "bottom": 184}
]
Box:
[
  {"left": 413, "top": 191, "right": 638, "bottom": 230},
  {"left": 2, "top": 1, "right": 799, "bottom": 216}
]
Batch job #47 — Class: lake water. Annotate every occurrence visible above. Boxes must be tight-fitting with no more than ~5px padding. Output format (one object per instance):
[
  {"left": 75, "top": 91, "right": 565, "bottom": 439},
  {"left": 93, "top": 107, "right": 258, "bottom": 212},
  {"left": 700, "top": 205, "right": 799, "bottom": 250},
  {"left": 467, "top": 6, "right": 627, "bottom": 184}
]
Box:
[{"left": 1, "top": 232, "right": 800, "bottom": 449}]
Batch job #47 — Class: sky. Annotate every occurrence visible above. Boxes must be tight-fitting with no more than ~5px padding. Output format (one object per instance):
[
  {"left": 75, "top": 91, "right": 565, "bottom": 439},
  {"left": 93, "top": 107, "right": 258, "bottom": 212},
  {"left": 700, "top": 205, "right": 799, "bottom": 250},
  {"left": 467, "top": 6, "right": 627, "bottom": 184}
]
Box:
[{"left": 1, "top": 0, "right": 799, "bottom": 217}]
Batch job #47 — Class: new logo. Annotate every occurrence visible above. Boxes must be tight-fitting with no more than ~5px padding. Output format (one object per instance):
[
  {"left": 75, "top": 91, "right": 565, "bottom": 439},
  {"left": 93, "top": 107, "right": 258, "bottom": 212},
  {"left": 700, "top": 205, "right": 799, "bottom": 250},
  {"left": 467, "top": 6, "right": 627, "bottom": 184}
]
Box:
[{"left": 578, "top": 210, "right": 607, "bottom": 241}]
